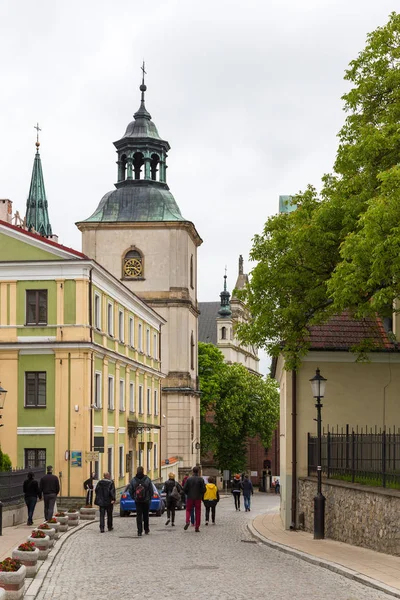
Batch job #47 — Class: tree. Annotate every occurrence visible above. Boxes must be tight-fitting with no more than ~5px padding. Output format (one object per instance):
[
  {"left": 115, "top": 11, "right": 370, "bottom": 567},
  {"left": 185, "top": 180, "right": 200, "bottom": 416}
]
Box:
[
  {"left": 237, "top": 12, "right": 400, "bottom": 369},
  {"left": 199, "top": 342, "right": 279, "bottom": 473},
  {"left": 0, "top": 448, "right": 11, "bottom": 471}
]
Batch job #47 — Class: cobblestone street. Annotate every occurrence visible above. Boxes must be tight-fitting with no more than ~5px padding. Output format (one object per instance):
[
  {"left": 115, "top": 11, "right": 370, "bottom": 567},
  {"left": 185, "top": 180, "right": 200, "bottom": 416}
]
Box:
[{"left": 37, "top": 493, "right": 393, "bottom": 600}]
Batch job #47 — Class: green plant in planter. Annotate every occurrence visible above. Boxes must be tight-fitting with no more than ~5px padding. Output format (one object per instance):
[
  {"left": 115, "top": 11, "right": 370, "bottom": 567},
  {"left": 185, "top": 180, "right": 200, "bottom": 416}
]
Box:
[
  {"left": 30, "top": 530, "right": 46, "bottom": 539},
  {"left": 0, "top": 558, "right": 22, "bottom": 572},
  {"left": 67, "top": 509, "right": 77, "bottom": 513},
  {"left": 17, "top": 542, "right": 36, "bottom": 552},
  {"left": 47, "top": 518, "right": 58, "bottom": 523},
  {"left": 55, "top": 512, "right": 66, "bottom": 517},
  {"left": 38, "top": 523, "right": 50, "bottom": 530}
]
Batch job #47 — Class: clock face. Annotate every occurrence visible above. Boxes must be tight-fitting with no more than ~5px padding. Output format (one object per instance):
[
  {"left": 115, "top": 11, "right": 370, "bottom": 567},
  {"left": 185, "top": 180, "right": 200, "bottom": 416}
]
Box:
[{"left": 124, "top": 258, "right": 143, "bottom": 277}]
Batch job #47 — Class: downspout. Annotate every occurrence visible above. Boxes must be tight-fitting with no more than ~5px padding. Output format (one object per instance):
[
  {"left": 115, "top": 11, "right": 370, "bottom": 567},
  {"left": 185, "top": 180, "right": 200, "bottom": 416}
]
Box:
[
  {"left": 68, "top": 352, "right": 71, "bottom": 497},
  {"left": 89, "top": 269, "right": 94, "bottom": 470},
  {"left": 291, "top": 369, "right": 297, "bottom": 529}
]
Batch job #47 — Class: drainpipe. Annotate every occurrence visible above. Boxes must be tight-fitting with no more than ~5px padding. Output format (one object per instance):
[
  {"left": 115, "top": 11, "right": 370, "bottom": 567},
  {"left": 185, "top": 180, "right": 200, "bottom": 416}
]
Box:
[
  {"left": 291, "top": 369, "right": 297, "bottom": 529},
  {"left": 89, "top": 268, "right": 94, "bottom": 463}
]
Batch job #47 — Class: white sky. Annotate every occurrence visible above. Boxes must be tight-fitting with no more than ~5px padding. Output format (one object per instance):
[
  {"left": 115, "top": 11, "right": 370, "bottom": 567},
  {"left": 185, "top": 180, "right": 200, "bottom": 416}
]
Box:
[{"left": 0, "top": 1, "right": 396, "bottom": 373}]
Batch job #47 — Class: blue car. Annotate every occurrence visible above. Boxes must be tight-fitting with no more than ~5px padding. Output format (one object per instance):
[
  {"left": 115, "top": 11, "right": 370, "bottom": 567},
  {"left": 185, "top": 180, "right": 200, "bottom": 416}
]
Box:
[{"left": 120, "top": 483, "right": 165, "bottom": 517}]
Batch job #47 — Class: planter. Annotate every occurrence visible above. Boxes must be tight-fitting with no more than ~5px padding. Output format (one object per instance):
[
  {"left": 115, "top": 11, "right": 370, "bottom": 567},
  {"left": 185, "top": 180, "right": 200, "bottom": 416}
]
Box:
[
  {"left": 34, "top": 528, "right": 56, "bottom": 548},
  {"left": 11, "top": 548, "right": 39, "bottom": 578},
  {"left": 66, "top": 512, "right": 79, "bottom": 527},
  {"left": 80, "top": 507, "right": 96, "bottom": 521},
  {"left": 0, "top": 565, "right": 26, "bottom": 599},
  {"left": 45, "top": 521, "right": 60, "bottom": 539},
  {"left": 27, "top": 536, "right": 50, "bottom": 561},
  {"left": 55, "top": 516, "right": 68, "bottom": 532}
]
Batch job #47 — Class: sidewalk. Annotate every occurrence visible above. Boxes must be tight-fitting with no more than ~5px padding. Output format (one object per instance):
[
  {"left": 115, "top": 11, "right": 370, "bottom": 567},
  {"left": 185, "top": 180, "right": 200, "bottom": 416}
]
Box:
[
  {"left": 0, "top": 515, "right": 45, "bottom": 561},
  {"left": 249, "top": 511, "right": 400, "bottom": 599}
]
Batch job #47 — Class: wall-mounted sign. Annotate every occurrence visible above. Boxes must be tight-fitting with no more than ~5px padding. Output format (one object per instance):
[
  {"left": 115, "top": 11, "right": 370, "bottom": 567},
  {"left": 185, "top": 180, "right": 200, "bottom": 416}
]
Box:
[
  {"left": 85, "top": 452, "right": 99, "bottom": 462},
  {"left": 71, "top": 451, "right": 82, "bottom": 467}
]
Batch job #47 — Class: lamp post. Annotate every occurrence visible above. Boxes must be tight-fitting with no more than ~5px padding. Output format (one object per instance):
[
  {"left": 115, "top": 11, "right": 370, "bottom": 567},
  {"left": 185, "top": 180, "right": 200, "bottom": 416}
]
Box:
[
  {"left": 0, "top": 384, "right": 7, "bottom": 536},
  {"left": 309, "top": 368, "right": 327, "bottom": 540}
]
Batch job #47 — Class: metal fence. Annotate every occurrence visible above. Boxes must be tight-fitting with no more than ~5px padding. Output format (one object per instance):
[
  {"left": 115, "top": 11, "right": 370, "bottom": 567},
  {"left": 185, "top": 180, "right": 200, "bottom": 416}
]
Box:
[
  {"left": 308, "top": 425, "right": 400, "bottom": 488},
  {"left": 0, "top": 467, "right": 45, "bottom": 504}
]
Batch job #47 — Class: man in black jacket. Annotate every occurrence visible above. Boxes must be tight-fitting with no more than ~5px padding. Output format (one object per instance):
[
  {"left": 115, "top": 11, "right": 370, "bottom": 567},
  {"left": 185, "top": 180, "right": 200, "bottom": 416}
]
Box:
[
  {"left": 183, "top": 466, "right": 206, "bottom": 532},
  {"left": 129, "top": 466, "right": 153, "bottom": 537},
  {"left": 94, "top": 472, "right": 116, "bottom": 533},
  {"left": 39, "top": 466, "right": 60, "bottom": 521}
]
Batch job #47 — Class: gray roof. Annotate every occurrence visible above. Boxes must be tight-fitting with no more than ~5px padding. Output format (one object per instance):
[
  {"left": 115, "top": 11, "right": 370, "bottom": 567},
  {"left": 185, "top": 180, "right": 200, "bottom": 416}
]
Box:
[{"left": 198, "top": 302, "right": 220, "bottom": 345}]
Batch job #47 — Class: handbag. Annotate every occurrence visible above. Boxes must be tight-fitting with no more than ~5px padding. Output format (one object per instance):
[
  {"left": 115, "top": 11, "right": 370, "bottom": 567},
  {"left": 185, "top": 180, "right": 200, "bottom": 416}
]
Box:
[{"left": 171, "top": 485, "right": 181, "bottom": 501}]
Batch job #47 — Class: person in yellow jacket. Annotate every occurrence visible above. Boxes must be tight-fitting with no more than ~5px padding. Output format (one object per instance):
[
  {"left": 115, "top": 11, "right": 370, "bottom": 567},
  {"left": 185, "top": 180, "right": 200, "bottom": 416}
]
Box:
[{"left": 203, "top": 476, "right": 220, "bottom": 525}]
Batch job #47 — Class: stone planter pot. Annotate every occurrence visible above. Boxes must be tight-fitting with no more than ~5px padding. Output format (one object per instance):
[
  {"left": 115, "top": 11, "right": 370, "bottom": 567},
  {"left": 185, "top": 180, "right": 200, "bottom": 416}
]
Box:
[
  {"left": 27, "top": 536, "right": 50, "bottom": 560},
  {"left": 0, "top": 564, "right": 26, "bottom": 599},
  {"left": 55, "top": 516, "right": 68, "bottom": 532},
  {"left": 45, "top": 521, "right": 60, "bottom": 539},
  {"left": 34, "top": 528, "right": 56, "bottom": 548},
  {"left": 80, "top": 507, "right": 96, "bottom": 521},
  {"left": 66, "top": 512, "right": 79, "bottom": 527},
  {"left": 11, "top": 548, "right": 39, "bottom": 578}
]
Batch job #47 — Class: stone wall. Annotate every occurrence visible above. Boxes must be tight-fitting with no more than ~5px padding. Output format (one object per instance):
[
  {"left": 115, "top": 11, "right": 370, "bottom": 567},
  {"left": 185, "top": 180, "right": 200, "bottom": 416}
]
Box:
[{"left": 298, "top": 477, "right": 400, "bottom": 556}]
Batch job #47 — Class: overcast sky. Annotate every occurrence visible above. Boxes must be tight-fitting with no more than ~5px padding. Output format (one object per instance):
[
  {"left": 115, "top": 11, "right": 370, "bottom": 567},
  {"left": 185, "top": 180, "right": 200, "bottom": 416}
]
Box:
[{"left": 0, "top": 1, "right": 396, "bottom": 372}]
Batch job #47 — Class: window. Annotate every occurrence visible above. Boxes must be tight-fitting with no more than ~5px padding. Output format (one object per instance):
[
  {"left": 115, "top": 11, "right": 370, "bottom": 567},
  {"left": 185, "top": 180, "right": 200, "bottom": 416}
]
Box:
[
  {"left": 24, "top": 448, "right": 46, "bottom": 468},
  {"left": 139, "top": 449, "right": 143, "bottom": 467},
  {"left": 146, "top": 328, "right": 150, "bottom": 355},
  {"left": 190, "top": 331, "right": 195, "bottom": 371},
  {"left": 119, "top": 445, "right": 124, "bottom": 478},
  {"left": 94, "top": 457, "right": 101, "bottom": 480},
  {"left": 107, "top": 447, "right": 113, "bottom": 477},
  {"left": 147, "top": 447, "right": 151, "bottom": 472},
  {"left": 153, "top": 443, "right": 158, "bottom": 470},
  {"left": 129, "top": 382, "right": 135, "bottom": 413},
  {"left": 25, "top": 372, "right": 46, "bottom": 407},
  {"left": 129, "top": 317, "right": 134, "bottom": 347},
  {"left": 221, "top": 326, "right": 227, "bottom": 340},
  {"left": 94, "top": 293, "right": 101, "bottom": 329},
  {"left": 94, "top": 372, "right": 101, "bottom": 408},
  {"left": 153, "top": 333, "right": 158, "bottom": 360},
  {"left": 147, "top": 388, "right": 151, "bottom": 415},
  {"left": 108, "top": 376, "right": 114, "bottom": 410},
  {"left": 107, "top": 303, "right": 114, "bottom": 337},
  {"left": 118, "top": 310, "right": 124, "bottom": 342},
  {"left": 138, "top": 323, "right": 143, "bottom": 352},
  {"left": 154, "top": 389, "right": 158, "bottom": 416},
  {"left": 190, "top": 255, "right": 194, "bottom": 289},
  {"left": 26, "top": 290, "right": 48, "bottom": 325},
  {"left": 138, "top": 385, "right": 143, "bottom": 414},
  {"left": 119, "top": 379, "right": 125, "bottom": 411}
]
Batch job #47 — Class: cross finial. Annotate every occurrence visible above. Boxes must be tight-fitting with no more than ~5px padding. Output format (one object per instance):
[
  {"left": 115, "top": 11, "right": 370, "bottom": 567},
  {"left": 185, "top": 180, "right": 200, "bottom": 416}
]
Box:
[
  {"left": 224, "top": 266, "right": 227, "bottom": 291},
  {"left": 141, "top": 61, "right": 147, "bottom": 85},
  {"left": 34, "top": 122, "right": 41, "bottom": 149}
]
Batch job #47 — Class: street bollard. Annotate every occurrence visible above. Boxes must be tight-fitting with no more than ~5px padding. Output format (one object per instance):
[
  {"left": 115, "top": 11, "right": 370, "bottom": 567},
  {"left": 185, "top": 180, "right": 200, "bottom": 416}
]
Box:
[{"left": 0, "top": 500, "right": 3, "bottom": 536}]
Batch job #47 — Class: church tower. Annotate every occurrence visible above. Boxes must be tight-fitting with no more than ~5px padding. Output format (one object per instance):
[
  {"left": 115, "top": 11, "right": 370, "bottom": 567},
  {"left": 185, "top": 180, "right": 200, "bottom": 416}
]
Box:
[
  {"left": 77, "top": 68, "right": 202, "bottom": 470},
  {"left": 25, "top": 125, "right": 53, "bottom": 237}
]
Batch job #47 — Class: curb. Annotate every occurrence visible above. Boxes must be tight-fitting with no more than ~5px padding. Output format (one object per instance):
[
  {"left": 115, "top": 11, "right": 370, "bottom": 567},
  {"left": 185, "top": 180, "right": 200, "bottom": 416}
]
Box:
[
  {"left": 247, "top": 522, "right": 400, "bottom": 600},
  {"left": 24, "top": 519, "right": 96, "bottom": 599}
]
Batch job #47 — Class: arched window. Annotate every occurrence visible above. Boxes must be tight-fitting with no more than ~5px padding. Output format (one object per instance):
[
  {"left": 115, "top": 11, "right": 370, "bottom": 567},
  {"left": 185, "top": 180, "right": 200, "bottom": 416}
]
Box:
[
  {"left": 190, "top": 255, "right": 194, "bottom": 289},
  {"left": 221, "top": 326, "right": 227, "bottom": 340},
  {"left": 133, "top": 152, "right": 144, "bottom": 180},
  {"left": 123, "top": 247, "right": 144, "bottom": 279},
  {"left": 118, "top": 154, "right": 127, "bottom": 182},
  {"left": 190, "top": 331, "right": 194, "bottom": 371},
  {"left": 151, "top": 153, "right": 159, "bottom": 181}
]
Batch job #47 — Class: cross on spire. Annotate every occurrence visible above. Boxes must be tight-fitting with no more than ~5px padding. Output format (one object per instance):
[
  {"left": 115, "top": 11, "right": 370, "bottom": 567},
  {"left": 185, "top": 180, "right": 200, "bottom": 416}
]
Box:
[
  {"left": 141, "top": 61, "right": 147, "bottom": 85},
  {"left": 34, "top": 122, "right": 41, "bottom": 149}
]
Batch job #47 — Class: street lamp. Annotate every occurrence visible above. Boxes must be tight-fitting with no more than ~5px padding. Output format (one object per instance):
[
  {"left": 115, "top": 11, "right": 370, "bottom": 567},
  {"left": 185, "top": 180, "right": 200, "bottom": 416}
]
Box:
[
  {"left": 0, "top": 385, "right": 7, "bottom": 427},
  {"left": 309, "top": 368, "right": 327, "bottom": 540}
]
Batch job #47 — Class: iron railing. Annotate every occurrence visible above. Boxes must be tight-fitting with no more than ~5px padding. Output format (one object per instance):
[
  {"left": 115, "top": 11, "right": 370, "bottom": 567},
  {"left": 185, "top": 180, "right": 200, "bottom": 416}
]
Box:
[
  {"left": 308, "top": 425, "right": 400, "bottom": 489},
  {"left": 0, "top": 467, "right": 45, "bottom": 504}
]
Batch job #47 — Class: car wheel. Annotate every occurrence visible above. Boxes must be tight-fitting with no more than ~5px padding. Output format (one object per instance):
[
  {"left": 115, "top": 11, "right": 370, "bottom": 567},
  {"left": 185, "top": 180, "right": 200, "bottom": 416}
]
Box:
[
  {"left": 155, "top": 508, "right": 162, "bottom": 517},
  {"left": 120, "top": 508, "right": 129, "bottom": 517}
]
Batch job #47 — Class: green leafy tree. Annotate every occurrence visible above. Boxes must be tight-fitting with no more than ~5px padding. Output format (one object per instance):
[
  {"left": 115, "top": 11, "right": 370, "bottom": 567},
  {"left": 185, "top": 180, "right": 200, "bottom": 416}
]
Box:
[
  {"left": 199, "top": 342, "right": 279, "bottom": 473},
  {"left": 237, "top": 12, "right": 400, "bottom": 368},
  {"left": 0, "top": 448, "right": 12, "bottom": 471}
]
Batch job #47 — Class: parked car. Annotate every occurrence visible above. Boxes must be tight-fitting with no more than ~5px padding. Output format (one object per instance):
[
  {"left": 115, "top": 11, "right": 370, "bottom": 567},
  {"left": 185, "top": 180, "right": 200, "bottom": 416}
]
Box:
[
  {"left": 120, "top": 483, "right": 165, "bottom": 517},
  {"left": 154, "top": 482, "right": 186, "bottom": 510}
]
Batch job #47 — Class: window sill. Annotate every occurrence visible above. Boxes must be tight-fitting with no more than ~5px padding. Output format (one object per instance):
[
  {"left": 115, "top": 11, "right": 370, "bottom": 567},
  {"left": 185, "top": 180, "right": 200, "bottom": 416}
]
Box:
[
  {"left": 25, "top": 323, "right": 48, "bottom": 327},
  {"left": 24, "top": 405, "right": 46, "bottom": 409},
  {"left": 119, "top": 409, "right": 125, "bottom": 413},
  {"left": 108, "top": 408, "right": 115, "bottom": 412}
]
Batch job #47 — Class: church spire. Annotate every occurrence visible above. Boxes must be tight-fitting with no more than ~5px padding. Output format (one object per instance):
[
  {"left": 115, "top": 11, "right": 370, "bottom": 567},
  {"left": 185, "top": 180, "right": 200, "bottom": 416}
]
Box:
[
  {"left": 218, "top": 269, "right": 232, "bottom": 317},
  {"left": 134, "top": 61, "right": 152, "bottom": 121},
  {"left": 25, "top": 124, "right": 53, "bottom": 238}
]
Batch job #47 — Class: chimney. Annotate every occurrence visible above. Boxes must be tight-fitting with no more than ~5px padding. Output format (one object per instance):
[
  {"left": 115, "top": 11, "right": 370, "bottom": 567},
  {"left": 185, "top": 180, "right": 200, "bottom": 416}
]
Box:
[{"left": 0, "top": 199, "right": 13, "bottom": 224}]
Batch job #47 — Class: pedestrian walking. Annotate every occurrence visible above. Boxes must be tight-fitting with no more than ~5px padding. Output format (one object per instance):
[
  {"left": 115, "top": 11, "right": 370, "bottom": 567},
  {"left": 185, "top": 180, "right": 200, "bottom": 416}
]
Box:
[
  {"left": 242, "top": 475, "right": 253, "bottom": 512},
  {"left": 39, "top": 466, "right": 60, "bottom": 521},
  {"left": 275, "top": 478, "right": 280, "bottom": 494},
  {"left": 183, "top": 466, "right": 206, "bottom": 532},
  {"left": 231, "top": 474, "right": 242, "bottom": 511},
  {"left": 203, "top": 475, "right": 219, "bottom": 525},
  {"left": 129, "top": 466, "right": 153, "bottom": 537},
  {"left": 23, "top": 472, "right": 41, "bottom": 526},
  {"left": 94, "top": 472, "right": 115, "bottom": 533},
  {"left": 164, "top": 472, "right": 182, "bottom": 526},
  {"left": 182, "top": 472, "right": 195, "bottom": 526},
  {"left": 83, "top": 472, "right": 96, "bottom": 506}
]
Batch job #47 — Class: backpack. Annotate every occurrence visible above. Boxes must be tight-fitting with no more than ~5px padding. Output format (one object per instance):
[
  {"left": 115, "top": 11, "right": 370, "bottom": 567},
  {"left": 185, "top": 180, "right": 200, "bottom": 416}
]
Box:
[
  {"left": 171, "top": 484, "right": 181, "bottom": 502},
  {"left": 134, "top": 482, "right": 147, "bottom": 503}
]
